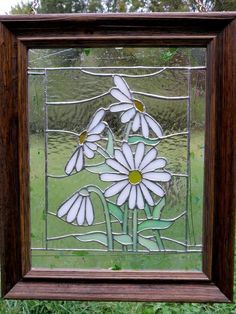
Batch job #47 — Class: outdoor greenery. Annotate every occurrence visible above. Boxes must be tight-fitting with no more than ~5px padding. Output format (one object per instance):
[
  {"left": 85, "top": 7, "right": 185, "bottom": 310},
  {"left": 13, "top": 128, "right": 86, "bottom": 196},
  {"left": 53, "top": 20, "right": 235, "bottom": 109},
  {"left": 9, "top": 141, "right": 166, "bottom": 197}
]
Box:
[{"left": 10, "top": 0, "right": 236, "bottom": 14}]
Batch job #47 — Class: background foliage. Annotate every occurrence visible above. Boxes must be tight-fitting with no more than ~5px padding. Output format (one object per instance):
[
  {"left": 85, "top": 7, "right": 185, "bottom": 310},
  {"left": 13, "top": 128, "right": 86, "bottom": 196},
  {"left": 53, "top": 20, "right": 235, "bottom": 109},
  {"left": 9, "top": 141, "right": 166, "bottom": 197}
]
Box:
[{"left": 9, "top": 0, "right": 236, "bottom": 13}]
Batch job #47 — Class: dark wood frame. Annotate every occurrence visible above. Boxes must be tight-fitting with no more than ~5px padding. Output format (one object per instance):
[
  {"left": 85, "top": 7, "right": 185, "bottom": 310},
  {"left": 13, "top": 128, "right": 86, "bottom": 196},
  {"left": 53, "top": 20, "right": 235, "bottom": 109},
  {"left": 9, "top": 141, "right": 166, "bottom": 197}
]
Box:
[{"left": 0, "top": 13, "right": 235, "bottom": 302}]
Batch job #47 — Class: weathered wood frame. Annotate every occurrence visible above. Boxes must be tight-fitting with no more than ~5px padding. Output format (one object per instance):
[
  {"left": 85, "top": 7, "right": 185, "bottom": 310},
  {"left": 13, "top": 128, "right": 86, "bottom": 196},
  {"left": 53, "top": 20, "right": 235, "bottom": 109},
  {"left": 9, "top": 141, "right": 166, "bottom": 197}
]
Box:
[{"left": 0, "top": 13, "right": 235, "bottom": 302}]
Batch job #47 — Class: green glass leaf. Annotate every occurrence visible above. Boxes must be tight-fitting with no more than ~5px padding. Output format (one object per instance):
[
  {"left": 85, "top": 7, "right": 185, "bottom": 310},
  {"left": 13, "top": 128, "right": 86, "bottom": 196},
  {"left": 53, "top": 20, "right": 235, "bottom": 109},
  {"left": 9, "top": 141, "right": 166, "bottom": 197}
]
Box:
[
  {"left": 153, "top": 197, "right": 166, "bottom": 219},
  {"left": 128, "top": 136, "right": 160, "bottom": 145},
  {"left": 76, "top": 232, "right": 107, "bottom": 247},
  {"left": 138, "top": 219, "right": 173, "bottom": 233},
  {"left": 107, "top": 202, "right": 123, "bottom": 223},
  {"left": 114, "top": 234, "right": 132, "bottom": 245},
  {"left": 144, "top": 203, "right": 152, "bottom": 219},
  {"left": 85, "top": 162, "right": 113, "bottom": 174},
  {"left": 106, "top": 128, "right": 114, "bottom": 155},
  {"left": 138, "top": 236, "right": 159, "bottom": 251}
]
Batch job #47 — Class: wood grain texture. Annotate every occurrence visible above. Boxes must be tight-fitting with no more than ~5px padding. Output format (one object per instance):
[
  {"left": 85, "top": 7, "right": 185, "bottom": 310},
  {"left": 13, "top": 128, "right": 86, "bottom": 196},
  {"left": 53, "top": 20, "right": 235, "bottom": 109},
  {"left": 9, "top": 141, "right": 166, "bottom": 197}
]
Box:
[
  {"left": 203, "top": 18, "right": 236, "bottom": 301},
  {"left": 5, "top": 281, "right": 229, "bottom": 303},
  {"left": 0, "top": 25, "right": 31, "bottom": 298},
  {"left": 17, "top": 41, "right": 31, "bottom": 277},
  {"left": 0, "top": 23, "right": 22, "bottom": 296},
  {"left": 203, "top": 37, "right": 217, "bottom": 280},
  {"left": 0, "top": 13, "right": 234, "bottom": 48},
  {"left": 26, "top": 269, "right": 208, "bottom": 281},
  {"left": 18, "top": 37, "right": 212, "bottom": 48},
  {"left": 209, "top": 18, "right": 236, "bottom": 301},
  {"left": 0, "top": 13, "right": 235, "bottom": 302}
]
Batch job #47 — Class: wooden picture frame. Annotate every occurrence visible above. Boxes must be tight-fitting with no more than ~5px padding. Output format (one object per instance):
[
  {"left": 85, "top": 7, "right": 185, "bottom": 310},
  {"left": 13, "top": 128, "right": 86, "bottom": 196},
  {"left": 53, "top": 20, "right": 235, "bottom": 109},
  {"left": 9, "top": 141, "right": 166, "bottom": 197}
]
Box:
[{"left": 0, "top": 13, "right": 235, "bottom": 302}]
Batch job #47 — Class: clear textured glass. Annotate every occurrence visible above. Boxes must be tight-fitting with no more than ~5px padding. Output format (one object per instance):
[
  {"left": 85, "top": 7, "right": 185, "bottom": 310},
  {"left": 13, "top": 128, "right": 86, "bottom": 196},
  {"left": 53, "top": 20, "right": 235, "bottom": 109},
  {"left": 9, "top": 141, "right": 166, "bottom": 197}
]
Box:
[{"left": 29, "top": 47, "right": 205, "bottom": 270}]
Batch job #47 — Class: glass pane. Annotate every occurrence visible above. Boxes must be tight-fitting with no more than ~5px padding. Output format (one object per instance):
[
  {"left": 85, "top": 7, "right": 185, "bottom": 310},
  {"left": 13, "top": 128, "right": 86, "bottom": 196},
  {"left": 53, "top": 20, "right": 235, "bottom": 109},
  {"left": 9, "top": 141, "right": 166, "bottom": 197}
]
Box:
[{"left": 29, "top": 47, "right": 205, "bottom": 270}]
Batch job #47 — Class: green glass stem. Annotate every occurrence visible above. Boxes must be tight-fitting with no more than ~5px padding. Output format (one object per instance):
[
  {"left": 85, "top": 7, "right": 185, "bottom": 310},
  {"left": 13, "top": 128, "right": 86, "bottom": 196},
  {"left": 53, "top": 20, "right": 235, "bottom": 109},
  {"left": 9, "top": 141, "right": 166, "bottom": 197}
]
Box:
[
  {"left": 97, "top": 145, "right": 110, "bottom": 158},
  {"left": 132, "top": 208, "right": 138, "bottom": 252},
  {"left": 122, "top": 203, "right": 129, "bottom": 252},
  {"left": 155, "top": 230, "right": 165, "bottom": 251},
  {"left": 123, "top": 203, "right": 129, "bottom": 233},
  {"left": 124, "top": 121, "right": 132, "bottom": 141},
  {"left": 87, "top": 185, "right": 113, "bottom": 251}
]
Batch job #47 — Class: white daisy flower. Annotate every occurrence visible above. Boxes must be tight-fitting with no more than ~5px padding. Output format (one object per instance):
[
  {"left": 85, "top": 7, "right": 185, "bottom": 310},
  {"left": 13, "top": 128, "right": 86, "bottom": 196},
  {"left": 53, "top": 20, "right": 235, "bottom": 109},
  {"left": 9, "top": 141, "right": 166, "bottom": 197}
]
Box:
[
  {"left": 57, "top": 190, "right": 94, "bottom": 226},
  {"left": 65, "top": 109, "right": 106, "bottom": 175},
  {"left": 109, "top": 75, "right": 163, "bottom": 138},
  {"left": 100, "top": 142, "right": 171, "bottom": 210}
]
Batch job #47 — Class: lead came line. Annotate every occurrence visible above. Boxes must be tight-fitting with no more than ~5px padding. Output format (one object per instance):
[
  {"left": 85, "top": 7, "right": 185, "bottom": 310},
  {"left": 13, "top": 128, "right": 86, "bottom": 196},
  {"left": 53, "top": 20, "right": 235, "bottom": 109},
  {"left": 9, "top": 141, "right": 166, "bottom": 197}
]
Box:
[
  {"left": 28, "top": 65, "right": 206, "bottom": 71},
  {"left": 185, "top": 68, "right": 191, "bottom": 252},
  {"left": 44, "top": 69, "right": 49, "bottom": 250}
]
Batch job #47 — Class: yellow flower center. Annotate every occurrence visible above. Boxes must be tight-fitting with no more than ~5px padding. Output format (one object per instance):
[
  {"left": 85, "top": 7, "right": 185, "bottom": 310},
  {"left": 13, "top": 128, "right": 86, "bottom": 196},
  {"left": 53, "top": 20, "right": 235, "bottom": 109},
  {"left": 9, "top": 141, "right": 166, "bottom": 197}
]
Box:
[
  {"left": 133, "top": 99, "right": 145, "bottom": 112},
  {"left": 79, "top": 131, "right": 87, "bottom": 144},
  {"left": 128, "top": 170, "right": 142, "bottom": 185}
]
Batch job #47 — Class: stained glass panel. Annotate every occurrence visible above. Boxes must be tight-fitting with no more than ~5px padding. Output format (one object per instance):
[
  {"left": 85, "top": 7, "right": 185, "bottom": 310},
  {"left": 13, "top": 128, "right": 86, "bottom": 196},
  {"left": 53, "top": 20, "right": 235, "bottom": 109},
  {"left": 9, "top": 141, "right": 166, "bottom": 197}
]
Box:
[{"left": 29, "top": 47, "right": 205, "bottom": 270}]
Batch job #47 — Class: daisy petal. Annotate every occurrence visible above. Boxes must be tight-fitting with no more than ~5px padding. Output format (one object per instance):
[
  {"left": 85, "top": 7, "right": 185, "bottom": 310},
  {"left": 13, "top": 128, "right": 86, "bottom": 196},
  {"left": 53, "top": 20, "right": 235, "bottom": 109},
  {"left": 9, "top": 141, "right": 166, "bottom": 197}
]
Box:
[
  {"left": 106, "top": 158, "right": 129, "bottom": 173},
  {"left": 142, "top": 179, "right": 165, "bottom": 197},
  {"left": 110, "top": 88, "right": 132, "bottom": 103},
  {"left": 122, "top": 142, "right": 135, "bottom": 169},
  {"left": 145, "top": 114, "right": 163, "bottom": 138},
  {"left": 110, "top": 102, "right": 133, "bottom": 112},
  {"left": 117, "top": 183, "right": 132, "bottom": 206},
  {"left": 76, "top": 148, "right": 84, "bottom": 171},
  {"left": 65, "top": 147, "right": 80, "bottom": 175},
  {"left": 143, "top": 171, "right": 171, "bottom": 182},
  {"left": 100, "top": 173, "right": 128, "bottom": 182},
  {"left": 57, "top": 192, "right": 79, "bottom": 218},
  {"left": 135, "top": 142, "right": 145, "bottom": 168},
  {"left": 142, "top": 158, "right": 167, "bottom": 173},
  {"left": 77, "top": 197, "right": 86, "bottom": 225},
  {"left": 105, "top": 180, "right": 129, "bottom": 198},
  {"left": 132, "top": 112, "right": 141, "bottom": 132},
  {"left": 113, "top": 75, "right": 132, "bottom": 99},
  {"left": 141, "top": 114, "right": 149, "bottom": 138},
  {"left": 67, "top": 196, "right": 83, "bottom": 223},
  {"left": 121, "top": 108, "right": 136, "bottom": 123},
  {"left": 129, "top": 185, "right": 137, "bottom": 210},
  {"left": 84, "top": 144, "right": 95, "bottom": 159},
  {"left": 86, "top": 134, "right": 101, "bottom": 142},
  {"left": 86, "top": 142, "right": 97, "bottom": 151},
  {"left": 87, "top": 109, "right": 105, "bottom": 132},
  {"left": 114, "top": 149, "right": 130, "bottom": 169},
  {"left": 89, "top": 122, "right": 106, "bottom": 134},
  {"left": 137, "top": 185, "right": 145, "bottom": 209},
  {"left": 86, "top": 197, "right": 94, "bottom": 225},
  {"left": 140, "top": 183, "right": 155, "bottom": 206},
  {"left": 139, "top": 148, "right": 157, "bottom": 170}
]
